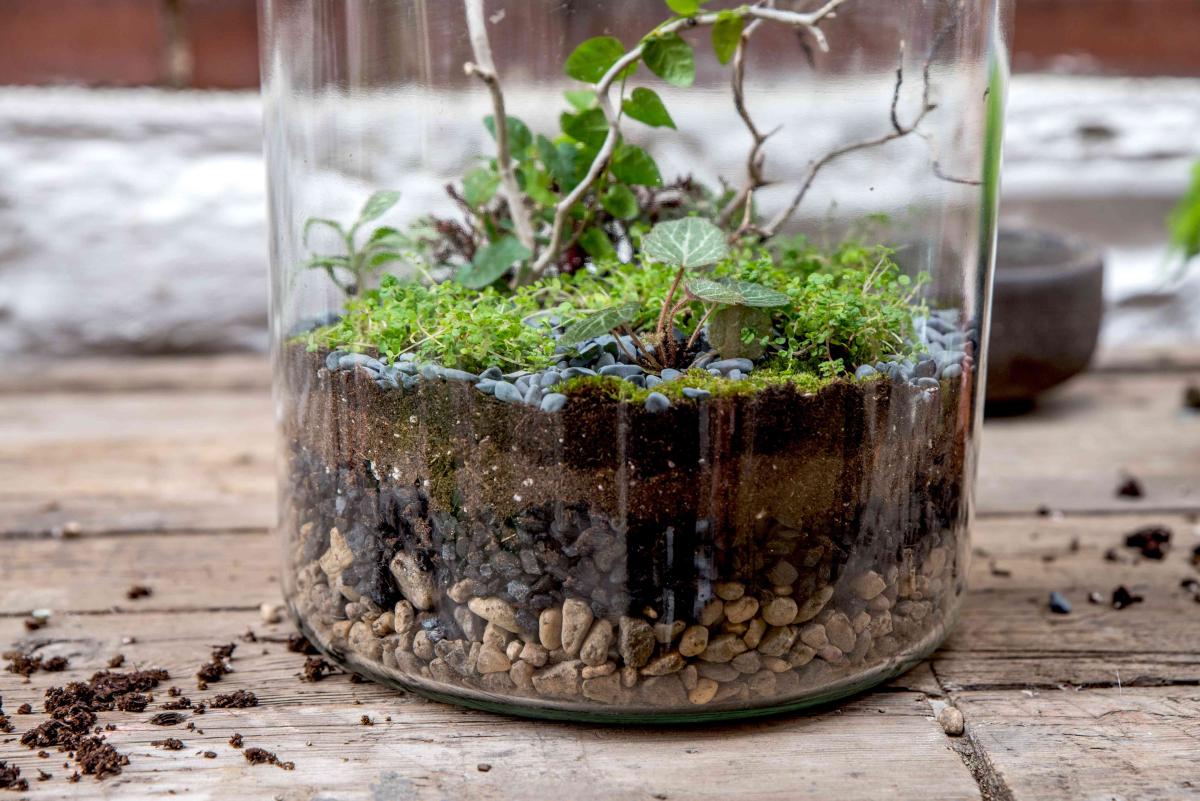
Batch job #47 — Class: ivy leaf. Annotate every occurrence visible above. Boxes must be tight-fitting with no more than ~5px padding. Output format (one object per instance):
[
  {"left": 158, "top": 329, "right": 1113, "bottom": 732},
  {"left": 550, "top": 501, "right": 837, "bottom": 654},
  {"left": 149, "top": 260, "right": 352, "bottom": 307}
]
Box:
[
  {"left": 357, "top": 190, "right": 401, "bottom": 225},
  {"left": 519, "top": 164, "right": 558, "bottom": 206},
  {"left": 622, "top": 87, "right": 676, "bottom": 129},
  {"left": 456, "top": 236, "right": 531, "bottom": 289},
  {"left": 641, "top": 217, "right": 726, "bottom": 267},
  {"left": 303, "top": 218, "right": 346, "bottom": 246},
  {"left": 712, "top": 11, "right": 745, "bottom": 65},
  {"left": 610, "top": 143, "right": 662, "bottom": 187},
  {"left": 463, "top": 168, "right": 501, "bottom": 207},
  {"left": 564, "top": 36, "right": 632, "bottom": 83},
  {"left": 579, "top": 226, "right": 616, "bottom": 260},
  {"left": 560, "top": 302, "right": 640, "bottom": 345},
  {"left": 564, "top": 89, "right": 597, "bottom": 110},
  {"left": 561, "top": 107, "right": 609, "bottom": 149},
  {"left": 665, "top": 0, "right": 703, "bottom": 15},
  {"left": 732, "top": 280, "right": 791, "bottom": 308},
  {"left": 484, "top": 115, "right": 533, "bottom": 154},
  {"left": 685, "top": 276, "right": 744, "bottom": 305},
  {"left": 601, "top": 184, "right": 639, "bottom": 220},
  {"left": 642, "top": 33, "right": 695, "bottom": 88}
]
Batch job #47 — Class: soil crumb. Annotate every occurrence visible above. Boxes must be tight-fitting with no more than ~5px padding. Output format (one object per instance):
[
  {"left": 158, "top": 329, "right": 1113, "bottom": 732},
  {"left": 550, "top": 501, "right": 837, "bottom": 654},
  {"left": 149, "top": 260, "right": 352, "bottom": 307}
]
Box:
[
  {"left": 151, "top": 738, "right": 185, "bottom": 751},
  {"left": 1124, "top": 525, "right": 1171, "bottom": 560},
  {"left": 125, "top": 585, "right": 153, "bottom": 600},
  {"left": 1115, "top": 475, "right": 1144, "bottom": 499},
  {"left": 244, "top": 747, "right": 295, "bottom": 771},
  {"left": 302, "top": 657, "right": 333, "bottom": 682},
  {"left": 210, "top": 691, "right": 258, "bottom": 709}
]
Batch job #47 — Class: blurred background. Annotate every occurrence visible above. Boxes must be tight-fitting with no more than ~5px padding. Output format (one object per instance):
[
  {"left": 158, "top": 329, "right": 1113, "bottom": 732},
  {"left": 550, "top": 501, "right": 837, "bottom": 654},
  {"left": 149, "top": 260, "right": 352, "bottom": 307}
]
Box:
[{"left": 0, "top": 0, "right": 1197, "bottom": 379}]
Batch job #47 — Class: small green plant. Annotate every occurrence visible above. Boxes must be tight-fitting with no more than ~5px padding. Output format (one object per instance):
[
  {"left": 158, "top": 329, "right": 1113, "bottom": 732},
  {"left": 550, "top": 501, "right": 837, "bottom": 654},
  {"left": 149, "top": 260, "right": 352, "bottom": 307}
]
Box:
[{"left": 303, "top": 191, "right": 407, "bottom": 295}]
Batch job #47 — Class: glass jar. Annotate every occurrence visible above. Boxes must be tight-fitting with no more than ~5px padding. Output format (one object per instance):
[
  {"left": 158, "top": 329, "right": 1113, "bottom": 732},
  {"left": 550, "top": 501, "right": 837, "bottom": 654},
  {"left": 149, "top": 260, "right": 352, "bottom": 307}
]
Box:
[{"left": 263, "top": 0, "right": 1012, "bottom": 721}]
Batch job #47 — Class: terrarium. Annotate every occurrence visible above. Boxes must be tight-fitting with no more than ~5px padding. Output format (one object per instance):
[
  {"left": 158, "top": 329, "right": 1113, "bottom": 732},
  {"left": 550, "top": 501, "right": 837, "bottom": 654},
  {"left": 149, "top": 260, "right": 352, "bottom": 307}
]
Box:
[{"left": 262, "top": 0, "right": 1011, "bottom": 721}]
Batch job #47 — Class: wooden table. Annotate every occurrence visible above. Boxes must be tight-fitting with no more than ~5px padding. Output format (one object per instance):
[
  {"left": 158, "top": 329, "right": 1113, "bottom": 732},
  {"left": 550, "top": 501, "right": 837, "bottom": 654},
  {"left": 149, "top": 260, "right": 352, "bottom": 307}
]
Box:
[{"left": 2, "top": 351, "right": 1198, "bottom": 800}]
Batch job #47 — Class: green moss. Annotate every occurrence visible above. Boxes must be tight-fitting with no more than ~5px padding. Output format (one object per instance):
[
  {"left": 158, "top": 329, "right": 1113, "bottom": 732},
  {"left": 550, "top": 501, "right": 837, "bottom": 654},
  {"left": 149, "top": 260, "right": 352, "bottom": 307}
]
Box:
[
  {"left": 305, "top": 236, "right": 926, "bottom": 379},
  {"left": 562, "top": 366, "right": 840, "bottom": 404}
]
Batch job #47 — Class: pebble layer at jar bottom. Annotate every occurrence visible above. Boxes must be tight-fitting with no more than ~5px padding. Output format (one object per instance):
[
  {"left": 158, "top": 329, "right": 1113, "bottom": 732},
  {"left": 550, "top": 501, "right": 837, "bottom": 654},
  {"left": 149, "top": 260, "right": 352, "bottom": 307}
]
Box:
[{"left": 281, "top": 312, "right": 972, "bottom": 717}]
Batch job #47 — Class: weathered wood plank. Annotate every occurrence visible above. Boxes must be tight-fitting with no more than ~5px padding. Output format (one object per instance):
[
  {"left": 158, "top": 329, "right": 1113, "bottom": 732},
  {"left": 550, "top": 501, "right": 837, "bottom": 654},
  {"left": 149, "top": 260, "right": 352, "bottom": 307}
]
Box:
[
  {"left": 0, "top": 612, "right": 981, "bottom": 801},
  {"left": 2, "top": 355, "right": 271, "bottom": 395},
  {"left": 951, "top": 687, "right": 1200, "bottom": 801},
  {"left": 977, "top": 371, "right": 1200, "bottom": 514},
  {"left": 0, "top": 390, "right": 274, "bottom": 535}
]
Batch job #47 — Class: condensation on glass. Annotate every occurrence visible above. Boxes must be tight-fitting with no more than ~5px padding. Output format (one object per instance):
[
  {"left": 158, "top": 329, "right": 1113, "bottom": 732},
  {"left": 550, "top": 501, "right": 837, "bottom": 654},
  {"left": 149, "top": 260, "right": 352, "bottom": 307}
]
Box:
[{"left": 262, "top": 0, "right": 1012, "bottom": 721}]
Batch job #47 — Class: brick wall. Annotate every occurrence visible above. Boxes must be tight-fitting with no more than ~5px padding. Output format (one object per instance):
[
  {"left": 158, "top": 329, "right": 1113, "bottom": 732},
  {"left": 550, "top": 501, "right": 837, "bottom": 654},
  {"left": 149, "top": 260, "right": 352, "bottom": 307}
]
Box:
[{"left": 0, "top": 0, "right": 1197, "bottom": 88}]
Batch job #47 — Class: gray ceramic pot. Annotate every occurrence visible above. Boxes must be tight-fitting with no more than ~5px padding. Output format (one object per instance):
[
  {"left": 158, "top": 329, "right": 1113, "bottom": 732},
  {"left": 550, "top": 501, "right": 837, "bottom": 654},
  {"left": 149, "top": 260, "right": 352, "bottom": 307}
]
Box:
[{"left": 986, "top": 228, "right": 1105, "bottom": 404}]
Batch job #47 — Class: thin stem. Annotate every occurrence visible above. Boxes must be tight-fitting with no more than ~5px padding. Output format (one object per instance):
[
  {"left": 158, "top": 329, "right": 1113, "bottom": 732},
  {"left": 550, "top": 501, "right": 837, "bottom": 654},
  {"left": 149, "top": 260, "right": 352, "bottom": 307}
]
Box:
[
  {"left": 686, "top": 304, "right": 717, "bottom": 352},
  {"left": 655, "top": 266, "right": 687, "bottom": 348},
  {"left": 527, "top": 0, "right": 851, "bottom": 280},
  {"left": 463, "top": 0, "right": 536, "bottom": 261}
]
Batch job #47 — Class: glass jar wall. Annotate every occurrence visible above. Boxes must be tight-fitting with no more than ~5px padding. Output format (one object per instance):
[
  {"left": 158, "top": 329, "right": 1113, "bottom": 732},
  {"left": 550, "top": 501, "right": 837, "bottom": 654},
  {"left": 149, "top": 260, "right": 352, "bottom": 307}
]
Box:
[{"left": 262, "top": 0, "right": 1012, "bottom": 721}]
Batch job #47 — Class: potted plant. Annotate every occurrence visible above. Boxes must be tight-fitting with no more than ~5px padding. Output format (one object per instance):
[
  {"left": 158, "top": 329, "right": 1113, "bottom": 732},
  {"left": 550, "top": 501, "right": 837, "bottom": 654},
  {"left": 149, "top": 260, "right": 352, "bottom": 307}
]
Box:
[{"left": 265, "top": 0, "right": 1010, "bottom": 720}]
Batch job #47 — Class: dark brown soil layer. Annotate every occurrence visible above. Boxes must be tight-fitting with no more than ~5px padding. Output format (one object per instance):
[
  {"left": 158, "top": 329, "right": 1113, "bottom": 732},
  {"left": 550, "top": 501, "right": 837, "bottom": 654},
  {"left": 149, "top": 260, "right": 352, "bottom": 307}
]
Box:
[{"left": 281, "top": 343, "right": 973, "bottom": 714}]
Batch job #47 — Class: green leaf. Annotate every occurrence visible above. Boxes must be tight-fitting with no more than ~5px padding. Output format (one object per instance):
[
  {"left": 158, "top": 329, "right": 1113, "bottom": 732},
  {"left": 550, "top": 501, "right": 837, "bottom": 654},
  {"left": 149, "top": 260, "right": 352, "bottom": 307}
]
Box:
[
  {"left": 1169, "top": 161, "right": 1200, "bottom": 264},
  {"left": 665, "top": 0, "right": 702, "bottom": 15},
  {"left": 601, "top": 184, "right": 639, "bottom": 220},
  {"left": 564, "top": 89, "right": 597, "bottom": 110},
  {"left": 463, "top": 168, "right": 501, "bottom": 206},
  {"left": 484, "top": 115, "right": 533, "bottom": 154},
  {"left": 561, "top": 107, "right": 609, "bottom": 149},
  {"left": 641, "top": 217, "right": 726, "bottom": 267},
  {"left": 358, "top": 191, "right": 401, "bottom": 225},
  {"left": 368, "top": 251, "right": 406, "bottom": 267},
  {"left": 303, "top": 218, "right": 346, "bottom": 246},
  {"left": 731, "top": 280, "right": 790, "bottom": 308},
  {"left": 456, "top": 236, "right": 531, "bottom": 289},
  {"left": 520, "top": 164, "right": 558, "bottom": 206},
  {"left": 642, "top": 33, "right": 695, "bottom": 88},
  {"left": 561, "top": 302, "right": 640, "bottom": 346},
  {"left": 685, "top": 277, "right": 744, "bottom": 305},
  {"left": 579, "top": 226, "right": 616, "bottom": 260},
  {"left": 610, "top": 143, "right": 662, "bottom": 187},
  {"left": 621, "top": 87, "right": 676, "bottom": 129},
  {"left": 564, "top": 36, "right": 626, "bottom": 83},
  {"left": 712, "top": 11, "right": 745, "bottom": 65},
  {"left": 537, "top": 135, "right": 585, "bottom": 191},
  {"left": 303, "top": 255, "right": 352, "bottom": 271}
]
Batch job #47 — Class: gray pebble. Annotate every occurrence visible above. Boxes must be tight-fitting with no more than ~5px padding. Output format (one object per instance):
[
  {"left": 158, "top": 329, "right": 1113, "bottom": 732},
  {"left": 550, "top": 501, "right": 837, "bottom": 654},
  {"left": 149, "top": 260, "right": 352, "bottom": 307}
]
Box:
[
  {"left": 440, "top": 369, "right": 479, "bottom": 383},
  {"left": 523, "top": 383, "right": 541, "bottom": 405},
  {"left": 396, "top": 361, "right": 418, "bottom": 374},
  {"left": 540, "top": 371, "right": 561, "bottom": 389},
  {"left": 599, "top": 364, "right": 644, "bottom": 379},
  {"left": 339, "top": 353, "right": 383, "bottom": 374},
  {"left": 420, "top": 363, "right": 440, "bottom": 380},
  {"left": 515, "top": 378, "right": 530, "bottom": 395},
  {"left": 481, "top": 366, "right": 503, "bottom": 380},
  {"left": 915, "top": 377, "right": 940, "bottom": 389},
  {"left": 855, "top": 364, "right": 878, "bottom": 379},
  {"left": 727, "top": 369, "right": 744, "bottom": 381},
  {"left": 661, "top": 368, "right": 683, "bottom": 382},
  {"left": 645, "top": 375, "right": 663, "bottom": 388},
  {"left": 682, "top": 387, "right": 711, "bottom": 400},
  {"left": 494, "top": 381, "right": 523, "bottom": 404},
  {"left": 541, "top": 393, "right": 568, "bottom": 413},
  {"left": 913, "top": 357, "right": 937, "bottom": 379},
  {"left": 707, "top": 368, "right": 722, "bottom": 377},
  {"left": 644, "top": 392, "right": 671, "bottom": 413},
  {"left": 690, "top": 354, "right": 715, "bottom": 370},
  {"left": 596, "top": 352, "right": 616, "bottom": 368},
  {"left": 325, "top": 350, "right": 347, "bottom": 371},
  {"left": 626, "top": 375, "right": 646, "bottom": 388},
  {"left": 941, "top": 364, "right": 963, "bottom": 380},
  {"left": 562, "top": 367, "right": 597, "bottom": 380},
  {"left": 709, "top": 358, "right": 754, "bottom": 373},
  {"left": 475, "top": 379, "right": 497, "bottom": 395}
]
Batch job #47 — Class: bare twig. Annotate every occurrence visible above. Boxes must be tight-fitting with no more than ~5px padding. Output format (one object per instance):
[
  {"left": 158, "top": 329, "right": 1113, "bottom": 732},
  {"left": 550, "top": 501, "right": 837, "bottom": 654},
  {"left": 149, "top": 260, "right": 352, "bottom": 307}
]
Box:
[
  {"left": 462, "top": 0, "right": 536, "bottom": 261},
  {"left": 527, "top": 0, "right": 851, "bottom": 280},
  {"left": 759, "top": 38, "right": 937, "bottom": 238}
]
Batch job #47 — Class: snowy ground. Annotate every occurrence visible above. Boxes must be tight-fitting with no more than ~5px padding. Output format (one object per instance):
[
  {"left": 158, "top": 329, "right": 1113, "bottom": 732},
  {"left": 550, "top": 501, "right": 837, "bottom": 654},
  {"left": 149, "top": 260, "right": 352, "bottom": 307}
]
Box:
[{"left": 0, "top": 75, "right": 1197, "bottom": 357}]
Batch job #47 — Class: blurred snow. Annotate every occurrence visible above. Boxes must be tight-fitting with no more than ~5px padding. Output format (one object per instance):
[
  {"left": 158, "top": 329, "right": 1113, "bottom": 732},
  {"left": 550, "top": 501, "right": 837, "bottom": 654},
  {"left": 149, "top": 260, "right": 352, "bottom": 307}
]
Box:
[{"left": 0, "top": 74, "right": 1197, "bottom": 356}]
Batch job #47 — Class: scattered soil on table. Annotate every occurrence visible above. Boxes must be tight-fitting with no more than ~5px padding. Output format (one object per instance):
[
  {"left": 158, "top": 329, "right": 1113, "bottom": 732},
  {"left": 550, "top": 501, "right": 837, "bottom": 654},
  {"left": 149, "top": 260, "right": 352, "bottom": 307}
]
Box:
[
  {"left": 107, "top": 654, "right": 126, "bottom": 668},
  {"left": 126, "top": 585, "right": 153, "bottom": 600},
  {"left": 1124, "top": 525, "right": 1171, "bottom": 560},
  {"left": 201, "top": 751, "right": 217, "bottom": 759},
  {"left": 229, "top": 733, "right": 244, "bottom": 749},
  {"left": 287, "top": 633, "right": 320, "bottom": 654},
  {"left": 4, "top": 651, "right": 68, "bottom": 678},
  {"left": 243, "top": 747, "right": 295, "bottom": 770},
  {"left": 1115, "top": 475, "right": 1144, "bottom": 499},
  {"left": 1111, "top": 585, "right": 1144, "bottom": 610},
  {"left": 210, "top": 690, "right": 257, "bottom": 709},
  {"left": 0, "top": 761, "right": 28, "bottom": 792},
  {"left": 196, "top": 643, "right": 236, "bottom": 687},
  {"left": 149, "top": 712, "right": 188, "bottom": 726},
  {"left": 302, "top": 657, "right": 333, "bottom": 682},
  {"left": 0, "top": 716, "right": 11, "bottom": 734},
  {"left": 161, "top": 696, "right": 194, "bottom": 710},
  {"left": 1183, "top": 384, "right": 1200, "bottom": 410},
  {"left": 16, "top": 704, "right": 32, "bottom": 715},
  {"left": 151, "top": 738, "right": 185, "bottom": 751}
]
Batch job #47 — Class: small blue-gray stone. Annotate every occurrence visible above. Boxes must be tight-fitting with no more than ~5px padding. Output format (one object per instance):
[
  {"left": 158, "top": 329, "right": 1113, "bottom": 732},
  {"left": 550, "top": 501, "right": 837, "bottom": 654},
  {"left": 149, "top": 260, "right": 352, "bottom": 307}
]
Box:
[
  {"left": 515, "top": 378, "right": 530, "bottom": 395},
  {"left": 645, "top": 392, "right": 671, "bottom": 413},
  {"left": 325, "top": 350, "right": 346, "bottom": 371},
  {"left": 481, "top": 366, "right": 503, "bottom": 380},
  {"left": 339, "top": 353, "right": 382, "bottom": 373},
  {"left": 709, "top": 358, "right": 754, "bottom": 373},
  {"left": 420, "top": 364, "right": 440, "bottom": 380},
  {"left": 599, "top": 364, "right": 644, "bottom": 378},
  {"left": 539, "top": 371, "right": 561, "bottom": 389},
  {"left": 1048, "top": 591, "right": 1072, "bottom": 614},
  {"left": 646, "top": 375, "right": 663, "bottom": 388},
  {"left": 475, "top": 379, "right": 497, "bottom": 395},
  {"left": 914, "top": 357, "right": 937, "bottom": 379},
  {"left": 728, "top": 369, "right": 745, "bottom": 381},
  {"left": 690, "top": 354, "right": 715, "bottom": 370},
  {"left": 661, "top": 368, "right": 683, "bottom": 382},
  {"left": 563, "top": 367, "right": 597, "bottom": 379},
  {"left": 494, "top": 381, "right": 523, "bottom": 404},
  {"left": 523, "top": 383, "right": 540, "bottom": 405},
  {"left": 915, "top": 377, "right": 940, "bottom": 389},
  {"left": 396, "top": 361, "right": 418, "bottom": 374},
  {"left": 626, "top": 375, "right": 645, "bottom": 388},
  {"left": 541, "top": 393, "right": 568, "bottom": 413},
  {"left": 441, "top": 369, "right": 478, "bottom": 383},
  {"left": 941, "top": 364, "right": 963, "bottom": 380},
  {"left": 596, "top": 352, "right": 616, "bottom": 368},
  {"left": 682, "top": 387, "right": 711, "bottom": 400},
  {"left": 855, "top": 364, "right": 878, "bottom": 379}
]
